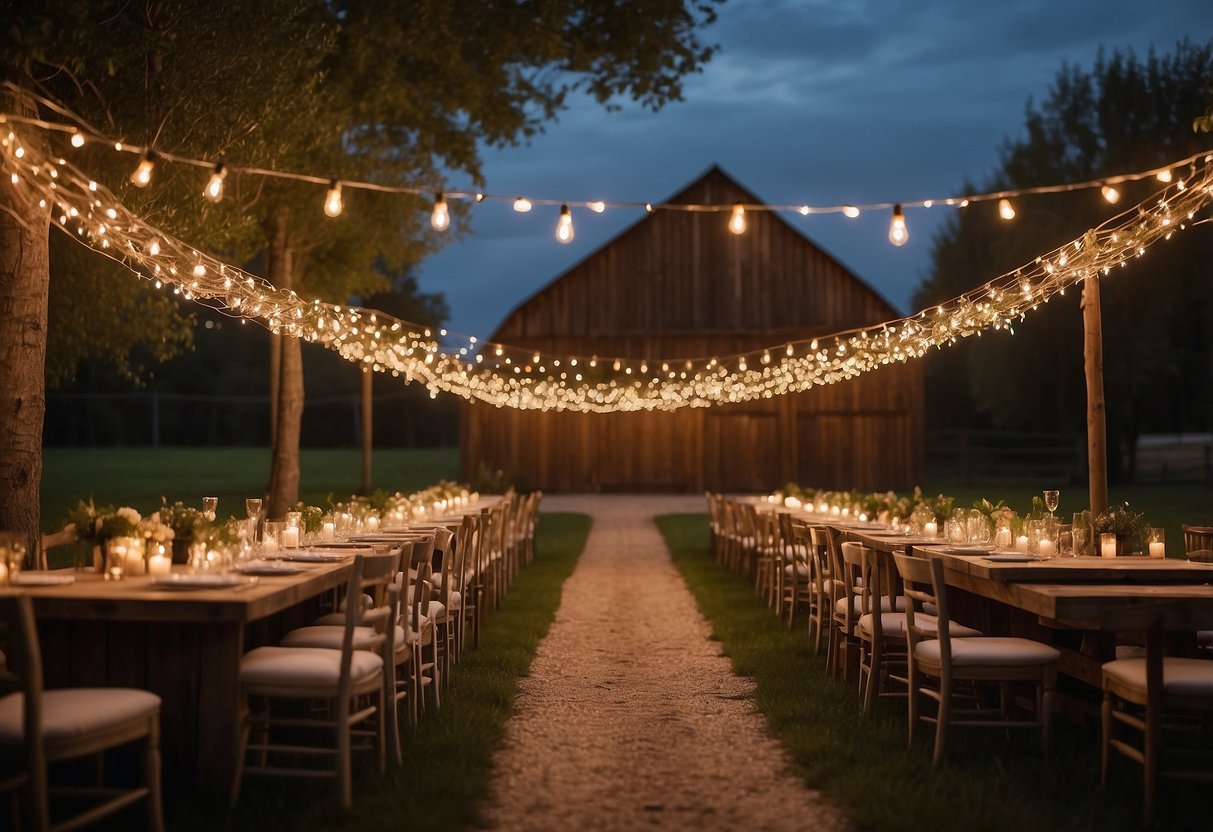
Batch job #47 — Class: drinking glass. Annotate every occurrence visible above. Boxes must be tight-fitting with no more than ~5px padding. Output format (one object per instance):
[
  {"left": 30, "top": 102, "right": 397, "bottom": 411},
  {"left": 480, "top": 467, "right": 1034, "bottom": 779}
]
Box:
[
  {"left": 1058, "top": 524, "right": 1074, "bottom": 557},
  {"left": 202, "top": 496, "right": 218, "bottom": 521},
  {"left": 1072, "top": 510, "right": 1092, "bottom": 556},
  {"left": 262, "top": 521, "right": 284, "bottom": 558},
  {"left": 245, "top": 498, "right": 263, "bottom": 542},
  {"left": 1043, "top": 490, "right": 1059, "bottom": 517}
]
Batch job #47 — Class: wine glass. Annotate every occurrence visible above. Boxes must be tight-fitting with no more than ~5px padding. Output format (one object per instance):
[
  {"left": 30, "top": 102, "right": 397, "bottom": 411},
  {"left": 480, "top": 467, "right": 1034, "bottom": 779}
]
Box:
[
  {"left": 245, "top": 498, "right": 263, "bottom": 543},
  {"left": 1043, "top": 490, "right": 1059, "bottom": 517},
  {"left": 202, "top": 496, "right": 218, "bottom": 521}
]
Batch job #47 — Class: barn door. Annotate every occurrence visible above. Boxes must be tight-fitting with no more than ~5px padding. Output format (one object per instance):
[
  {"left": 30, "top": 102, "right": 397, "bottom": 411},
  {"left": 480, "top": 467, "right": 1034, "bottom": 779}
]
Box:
[{"left": 703, "top": 411, "right": 781, "bottom": 491}]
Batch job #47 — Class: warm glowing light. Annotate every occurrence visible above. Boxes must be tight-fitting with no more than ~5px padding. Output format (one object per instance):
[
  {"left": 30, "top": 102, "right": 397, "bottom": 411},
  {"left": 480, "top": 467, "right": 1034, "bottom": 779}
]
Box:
[
  {"left": 888, "top": 204, "right": 908, "bottom": 246},
  {"left": 70, "top": 131, "right": 85, "bottom": 148},
  {"left": 998, "top": 198, "right": 1015, "bottom": 220},
  {"left": 843, "top": 205, "right": 860, "bottom": 218},
  {"left": 129, "top": 152, "right": 155, "bottom": 188},
  {"left": 430, "top": 192, "right": 450, "bottom": 231},
  {"left": 556, "top": 204, "right": 574, "bottom": 244},
  {"left": 589, "top": 200, "right": 605, "bottom": 213},
  {"left": 1102, "top": 184, "right": 1120, "bottom": 204},
  {"left": 1157, "top": 169, "right": 1173, "bottom": 183},
  {"left": 203, "top": 163, "right": 227, "bottom": 203},
  {"left": 513, "top": 196, "right": 532, "bottom": 213},
  {"left": 324, "top": 180, "right": 343, "bottom": 217},
  {"left": 728, "top": 203, "right": 746, "bottom": 235}
]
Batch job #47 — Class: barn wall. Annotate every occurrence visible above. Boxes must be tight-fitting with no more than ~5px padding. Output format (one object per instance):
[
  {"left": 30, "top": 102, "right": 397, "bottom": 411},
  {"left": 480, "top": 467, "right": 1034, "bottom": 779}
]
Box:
[{"left": 459, "top": 168, "right": 924, "bottom": 493}]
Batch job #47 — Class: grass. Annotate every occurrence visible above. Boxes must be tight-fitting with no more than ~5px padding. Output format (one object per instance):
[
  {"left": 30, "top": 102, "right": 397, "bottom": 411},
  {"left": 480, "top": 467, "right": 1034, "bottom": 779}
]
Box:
[
  {"left": 40, "top": 446, "right": 460, "bottom": 530},
  {"left": 656, "top": 513, "right": 1213, "bottom": 832},
  {"left": 154, "top": 511, "right": 591, "bottom": 832}
]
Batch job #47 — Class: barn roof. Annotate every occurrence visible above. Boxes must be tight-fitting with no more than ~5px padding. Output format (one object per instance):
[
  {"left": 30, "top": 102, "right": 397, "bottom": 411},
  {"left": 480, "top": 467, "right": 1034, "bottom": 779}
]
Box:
[{"left": 488, "top": 165, "right": 900, "bottom": 349}]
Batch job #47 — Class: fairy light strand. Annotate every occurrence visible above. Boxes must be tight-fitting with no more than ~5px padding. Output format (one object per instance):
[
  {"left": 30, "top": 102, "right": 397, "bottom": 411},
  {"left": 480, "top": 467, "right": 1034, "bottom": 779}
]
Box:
[{"left": 2, "top": 121, "right": 1211, "bottom": 414}]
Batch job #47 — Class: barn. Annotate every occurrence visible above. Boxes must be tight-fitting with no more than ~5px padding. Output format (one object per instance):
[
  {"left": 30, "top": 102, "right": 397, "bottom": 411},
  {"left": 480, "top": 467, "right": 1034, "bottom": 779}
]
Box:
[{"left": 459, "top": 166, "right": 923, "bottom": 493}]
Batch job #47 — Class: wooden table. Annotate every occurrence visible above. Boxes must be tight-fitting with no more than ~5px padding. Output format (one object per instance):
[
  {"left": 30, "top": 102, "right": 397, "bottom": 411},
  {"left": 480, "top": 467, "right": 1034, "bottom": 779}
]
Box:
[{"left": 21, "top": 560, "right": 353, "bottom": 796}]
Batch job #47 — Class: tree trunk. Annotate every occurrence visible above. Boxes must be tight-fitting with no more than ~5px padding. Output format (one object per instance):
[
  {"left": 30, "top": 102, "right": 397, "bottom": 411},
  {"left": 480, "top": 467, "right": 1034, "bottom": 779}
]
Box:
[
  {"left": 264, "top": 212, "right": 303, "bottom": 518},
  {"left": 1083, "top": 276, "right": 1108, "bottom": 515},
  {"left": 360, "top": 368, "right": 373, "bottom": 493},
  {"left": 0, "top": 90, "right": 51, "bottom": 561}
]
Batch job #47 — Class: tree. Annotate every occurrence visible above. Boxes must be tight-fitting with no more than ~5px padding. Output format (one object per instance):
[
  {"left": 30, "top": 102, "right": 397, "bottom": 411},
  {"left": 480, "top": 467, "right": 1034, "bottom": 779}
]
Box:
[{"left": 912, "top": 41, "right": 1213, "bottom": 483}]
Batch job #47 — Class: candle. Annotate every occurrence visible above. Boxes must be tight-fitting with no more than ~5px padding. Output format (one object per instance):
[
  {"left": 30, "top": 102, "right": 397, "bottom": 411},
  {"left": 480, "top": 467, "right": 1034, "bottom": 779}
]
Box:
[
  {"left": 1149, "top": 541, "right": 1165, "bottom": 559},
  {"left": 923, "top": 521, "right": 938, "bottom": 539},
  {"left": 366, "top": 515, "right": 380, "bottom": 531},
  {"left": 281, "top": 527, "right": 300, "bottom": 549},
  {"left": 1100, "top": 533, "right": 1118, "bottom": 558},
  {"left": 261, "top": 537, "right": 278, "bottom": 556},
  {"left": 996, "top": 527, "right": 1012, "bottom": 549},
  {"left": 321, "top": 522, "right": 335, "bottom": 541},
  {"left": 0, "top": 561, "right": 8, "bottom": 586},
  {"left": 148, "top": 554, "right": 171, "bottom": 576},
  {"left": 1015, "top": 535, "right": 1030, "bottom": 552},
  {"left": 1037, "top": 539, "right": 1055, "bottom": 557}
]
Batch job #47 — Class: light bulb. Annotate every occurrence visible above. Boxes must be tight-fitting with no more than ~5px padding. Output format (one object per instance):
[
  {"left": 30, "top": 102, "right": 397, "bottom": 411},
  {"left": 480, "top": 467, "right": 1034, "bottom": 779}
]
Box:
[
  {"left": 998, "top": 198, "right": 1015, "bottom": 220},
  {"left": 1156, "top": 169, "right": 1172, "bottom": 183},
  {"left": 430, "top": 192, "right": 450, "bottom": 231},
  {"left": 1101, "top": 184, "right": 1120, "bottom": 204},
  {"left": 324, "top": 180, "right": 343, "bottom": 217},
  {"left": 843, "top": 205, "right": 860, "bottom": 218},
  {"left": 589, "top": 200, "right": 605, "bottom": 213},
  {"left": 513, "top": 196, "right": 532, "bottom": 213},
  {"left": 203, "top": 162, "right": 227, "bottom": 203},
  {"left": 148, "top": 239, "right": 161, "bottom": 256},
  {"left": 129, "top": 151, "right": 156, "bottom": 188},
  {"left": 70, "top": 131, "right": 85, "bottom": 148},
  {"left": 728, "top": 203, "right": 746, "bottom": 235},
  {"left": 888, "top": 204, "right": 908, "bottom": 246},
  {"left": 556, "top": 204, "right": 574, "bottom": 244}
]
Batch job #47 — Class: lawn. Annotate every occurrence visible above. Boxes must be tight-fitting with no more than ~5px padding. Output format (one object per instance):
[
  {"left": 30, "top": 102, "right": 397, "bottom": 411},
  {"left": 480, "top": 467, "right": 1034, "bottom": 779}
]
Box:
[
  {"left": 148, "top": 511, "right": 591, "bottom": 832},
  {"left": 40, "top": 446, "right": 460, "bottom": 530},
  {"left": 657, "top": 513, "right": 1212, "bottom": 832}
]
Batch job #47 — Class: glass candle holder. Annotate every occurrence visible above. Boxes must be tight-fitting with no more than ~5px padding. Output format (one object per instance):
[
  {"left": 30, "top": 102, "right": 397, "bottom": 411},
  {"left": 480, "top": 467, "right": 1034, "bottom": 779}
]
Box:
[
  {"left": 1148, "top": 528, "right": 1166, "bottom": 559},
  {"left": 0, "top": 532, "right": 27, "bottom": 586},
  {"left": 1100, "top": 532, "right": 1118, "bottom": 559},
  {"left": 262, "top": 521, "right": 284, "bottom": 556}
]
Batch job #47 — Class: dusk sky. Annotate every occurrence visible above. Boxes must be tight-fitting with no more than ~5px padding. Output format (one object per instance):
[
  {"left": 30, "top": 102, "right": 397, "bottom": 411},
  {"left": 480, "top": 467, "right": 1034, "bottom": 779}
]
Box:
[{"left": 417, "top": 0, "right": 1213, "bottom": 341}]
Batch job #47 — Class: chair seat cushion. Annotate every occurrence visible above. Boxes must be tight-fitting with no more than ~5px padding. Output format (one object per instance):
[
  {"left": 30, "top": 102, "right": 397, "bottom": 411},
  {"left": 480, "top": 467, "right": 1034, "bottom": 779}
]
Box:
[
  {"left": 857, "top": 612, "right": 981, "bottom": 639},
  {"left": 281, "top": 625, "right": 385, "bottom": 651},
  {"left": 915, "top": 637, "right": 1059, "bottom": 667},
  {"left": 835, "top": 595, "right": 905, "bottom": 616},
  {"left": 0, "top": 688, "right": 160, "bottom": 746},
  {"left": 240, "top": 646, "right": 382, "bottom": 690},
  {"left": 313, "top": 603, "right": 389, "bottom": 627},
  {"left": 1103, "top": 657, "right": 1213, "bottom": 696},
  {"left": 783, "top": 563, "right": 808, "bottom": 578}
]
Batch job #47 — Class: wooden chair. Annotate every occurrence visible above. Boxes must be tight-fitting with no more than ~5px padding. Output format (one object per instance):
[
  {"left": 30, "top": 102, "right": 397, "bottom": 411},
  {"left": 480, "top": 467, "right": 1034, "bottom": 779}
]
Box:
[
  {"left": 807, "top": 527, "right": 836, "bottom": 659},
  {"left": 832, "top": 540, "right": 867, "bottom": 684},
  {"left": 0, "top": 592, "right": 165, "bottom": 832},
  {"left": 754, "top": 510, "right": 781, "bottom": 610},
  {"left": 779, "top": 515, "right": 812, "bottom": 629},
  {"left": 231, "top": 555, "right": 386, "bottom": 809},
  {"left": 893, "top": 553, "right": 1059, "bottom": 766},
  {"left": 1101, "top": 652, "right": 1213, "bottom": 823},
  {"left": 1182, "top": 524, "right": 1213, "bottom": 563}
]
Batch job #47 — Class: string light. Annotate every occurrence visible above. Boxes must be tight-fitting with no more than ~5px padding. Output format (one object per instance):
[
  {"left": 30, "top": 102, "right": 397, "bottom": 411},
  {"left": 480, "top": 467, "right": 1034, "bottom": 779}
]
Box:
[
  {"left": 430, "top": 192, "right": 450, "bottom": 231},
  {"left": 843, "top": 206, "right": 860, "bottom": 218},
  {"left": 5, "top": 124, "right": 1210, "bottom": 415},
  {"left": 129, "top": 150, "right": 156, "bottom": 188},
  {"left": 1102, "top": 184, "right": 1121, "bottom": 204},
  {"left": 203, "top": 162, "right": 227, "bottom": 203},
  {"left": 513, "top": 196, "right": 532, "bottom": 213},
  {"left": 70, "top": 130, "right": 85, "bottom": 148},
  {"left": 728, "top": 203, "right": 746, "bottom": 235},
  {"left": 1156, "top": 169, "right": 1172, "bottom": 183},
  {"left": 998, "top": 198, "right": 1016, "bottom": 220},
  {"left": 324, "top": 180, "right": 343, "bottom": 217},
  {"left": 556, "top": 204, "right": 574, "bottom": 243},
  {"left": 888, "top": 204, "right": 908, "bottom": 246},
  {"left": 589, "top": 201, "right": 605, "bottom": 213}
]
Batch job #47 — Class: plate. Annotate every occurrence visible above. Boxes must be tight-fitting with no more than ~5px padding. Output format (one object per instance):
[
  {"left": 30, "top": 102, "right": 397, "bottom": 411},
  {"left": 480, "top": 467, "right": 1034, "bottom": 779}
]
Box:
[
  {"left": 234, "top": 562, "right": 303, "bottom": 576},
  {"left": 10, "top": 572, "right": 76, "bottom": 586},
  {"left": 944, "top": 543, "right": 997, "bottom": 554},
  {"left": 279, "top": 551, "right": 350, "bottom": 563},
  {"left": 150, "top": 574, "right": 241, "bottom": 590}
]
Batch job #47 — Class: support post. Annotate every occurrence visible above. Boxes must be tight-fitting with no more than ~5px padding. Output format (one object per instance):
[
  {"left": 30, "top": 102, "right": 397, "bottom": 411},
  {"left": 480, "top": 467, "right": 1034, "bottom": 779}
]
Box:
[
  {"left": 360, "top": 369, "right": 373, "bottom": 493},
  {"left": 1082, "top": 276, "right": 1108, "bottom": 514}
]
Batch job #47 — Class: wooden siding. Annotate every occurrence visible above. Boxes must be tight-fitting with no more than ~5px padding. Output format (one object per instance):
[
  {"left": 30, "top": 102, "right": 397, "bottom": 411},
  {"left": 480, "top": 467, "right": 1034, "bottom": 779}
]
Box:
[{"left": 459, "top": 167, "right": 924, "bottom": 492}]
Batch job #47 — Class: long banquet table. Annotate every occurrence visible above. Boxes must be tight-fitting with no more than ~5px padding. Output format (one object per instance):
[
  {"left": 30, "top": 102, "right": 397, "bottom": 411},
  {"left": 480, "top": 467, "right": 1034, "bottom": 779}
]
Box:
[{"left": 19, "top": 560, "right": 354, "bottom": 796}]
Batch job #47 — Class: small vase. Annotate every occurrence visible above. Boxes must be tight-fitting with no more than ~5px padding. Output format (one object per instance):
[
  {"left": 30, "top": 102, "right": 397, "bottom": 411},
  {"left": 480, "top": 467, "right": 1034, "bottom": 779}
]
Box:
[
  {"left": 171, "top": 538, "right": 190, "bottom": 565},
  {"left": 1116, "top": 534, "right": 1135, "bottom": 556}
]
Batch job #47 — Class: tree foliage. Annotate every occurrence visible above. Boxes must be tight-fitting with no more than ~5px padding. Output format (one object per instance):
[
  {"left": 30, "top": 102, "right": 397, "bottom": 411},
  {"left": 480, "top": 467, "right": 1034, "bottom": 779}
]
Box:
[{"left": 912, "top": 41, "right": 1213, "bottom": 480}]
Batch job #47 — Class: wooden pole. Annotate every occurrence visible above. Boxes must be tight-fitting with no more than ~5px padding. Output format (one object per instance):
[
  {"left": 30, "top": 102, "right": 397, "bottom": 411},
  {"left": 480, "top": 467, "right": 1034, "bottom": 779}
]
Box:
[
  {"left": 1082, "top": 276, "right": 1108, "bottom": 514},
  {"left": 360, "top": 369, "right": 373, "bottom": 493}
]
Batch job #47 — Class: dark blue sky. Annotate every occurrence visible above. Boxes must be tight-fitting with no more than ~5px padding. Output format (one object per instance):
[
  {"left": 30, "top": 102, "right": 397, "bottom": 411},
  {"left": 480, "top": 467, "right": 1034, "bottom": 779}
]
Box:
[{"left": 417, "top": 0, "right": 1213, "bottom": 340}]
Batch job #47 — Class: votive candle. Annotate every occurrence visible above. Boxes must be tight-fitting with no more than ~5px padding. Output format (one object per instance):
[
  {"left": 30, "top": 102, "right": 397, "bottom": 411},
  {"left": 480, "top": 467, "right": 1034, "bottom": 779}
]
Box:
[
  {"left": 148, "top": 553, "right": 171, "bottom": 576},
  {"left": 1149, "top": 541, "right": 1165, "bottom": 558},
  {"left": 923, "top": 521, "right": 938, "bottom": 539},
  {"left": 366, "top": 515, "right": 380, "bottom": 531},
  {"left": 281, "top": 526, "right": 300, "bottom": 549},
  {"left": 1037, "top": 539, "right": 1055, "bottom": 557},
  {"left": 1015, "top": 535, "right": 1030, "bottom": 552},
  {"left": 996, "top": 527, "right": 1013, "bottom": 549},
  {"left": 1100, "top": 533, "right": 1118, "bottom": 558},
  {"left": 321, "top": 522, "right": 335, "bottom": 541}
]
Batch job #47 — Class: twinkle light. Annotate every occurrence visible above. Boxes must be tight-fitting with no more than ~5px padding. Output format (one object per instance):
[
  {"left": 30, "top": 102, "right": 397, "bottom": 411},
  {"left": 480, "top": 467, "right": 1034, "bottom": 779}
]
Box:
[
  {"left": 70, "top": 130, "right": 85, "bottom": 148},
  {"left": 556, "top": 204, "right": 574, "bottom": 244},
  {"left": 888, "top": 204, "right": 908, "bottom": 246},
  {"left": 129, "top": 150, "right": 156, "bottom": 188},
  {"left": 203, "top": 162, "right": 227, "bottom": 203},
  {"left": 513, "top": 196, "right": 532, "bottom": 213},
  {"left": 728, "top": 203, "right": 746, "bottom": 235},
  {"left": 843, "top": 205, "right": 860, "bottom": 218},
  {"left": 589, "top": 200, "right": 605, "bottom": 213},
  {"left": 1157, "top": 169, "right": 1173, "bottom": 183},
  {"left": 324, "top": 180, "right": 343, "bottom": 217},
  {"left": 430, "top": 192, "right": 450, "bottom": 231},
  {"left": 1102, "top": 184, "right": 1121, "bottom": 204},
  {"left": 998, "top": 198, "right": 1016, "bottom": 220}
]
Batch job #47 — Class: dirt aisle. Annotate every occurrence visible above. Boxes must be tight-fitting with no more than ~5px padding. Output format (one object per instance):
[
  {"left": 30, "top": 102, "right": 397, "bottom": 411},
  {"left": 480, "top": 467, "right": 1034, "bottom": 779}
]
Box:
[{"left": 482, "top": 495, "right": 850, "bottom": 832}]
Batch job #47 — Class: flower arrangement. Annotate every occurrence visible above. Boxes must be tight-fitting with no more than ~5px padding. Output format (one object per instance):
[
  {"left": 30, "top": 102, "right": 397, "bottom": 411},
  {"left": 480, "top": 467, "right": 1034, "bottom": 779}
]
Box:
[
  {"left": 158, "top": 500, "right": 207, "bottom": 543},
  {"left": 137, "top": 513, "right": 175, "bottom": 547},
  {"left": 293, "top": 502, "right": 326, "bottom": 534},
  {"left": 1093, "top": 502, "right": 1149, "bottom": 550},
  {"left": 65, "top": 500, "right": 140, "bottom": 543}
]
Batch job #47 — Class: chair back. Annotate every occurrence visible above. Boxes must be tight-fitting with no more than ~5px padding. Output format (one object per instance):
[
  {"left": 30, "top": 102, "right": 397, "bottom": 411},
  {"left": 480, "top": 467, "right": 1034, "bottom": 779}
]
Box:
[
  {"left": 893, "top": 553, "right": 950, "bottom": 661},
  {"left": 1182, "top": 524, "right": 1213, "bottom": 562},
  {"left": 857, "top": 544, "right": 894, "bottom": 639},
  {"left": 336, "top": 556, "right": 369, "bottom": 698},
  {"left": 453, "top": 513, "right": 480, "bottom": 591},
  {"left": 838, "top": 541, "right": 866, "bottom": 630},
  {"left": 0, "top": 593, "right": 48, "bottom": 828},
  {"left": 808, "top": 526, "right": 835, "bottom": 597}
]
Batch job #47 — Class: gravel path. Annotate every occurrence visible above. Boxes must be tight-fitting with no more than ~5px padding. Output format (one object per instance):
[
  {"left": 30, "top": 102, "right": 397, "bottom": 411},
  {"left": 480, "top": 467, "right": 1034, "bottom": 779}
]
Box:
[{"left": 482, "top": 495, "right": 850, "bottom": 832}]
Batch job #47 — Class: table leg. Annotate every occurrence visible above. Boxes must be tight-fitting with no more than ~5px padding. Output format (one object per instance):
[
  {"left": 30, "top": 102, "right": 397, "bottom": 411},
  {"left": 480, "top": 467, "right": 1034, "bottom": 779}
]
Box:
[
  {"left": 195, "top": 622, "right": 245, "bottom": 797},
  {"left": 1143, "top": 627, "right": 1163, "bottom": 825}
]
